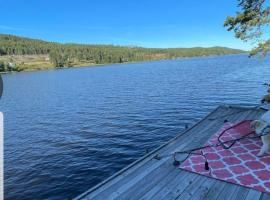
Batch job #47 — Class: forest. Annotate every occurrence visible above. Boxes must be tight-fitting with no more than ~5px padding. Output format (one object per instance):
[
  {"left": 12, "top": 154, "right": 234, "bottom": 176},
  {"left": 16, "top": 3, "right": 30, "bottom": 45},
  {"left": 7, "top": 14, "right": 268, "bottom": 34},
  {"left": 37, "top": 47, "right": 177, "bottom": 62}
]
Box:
[{"left": 0, "top": 34, "right": 245, "bottom": 72}]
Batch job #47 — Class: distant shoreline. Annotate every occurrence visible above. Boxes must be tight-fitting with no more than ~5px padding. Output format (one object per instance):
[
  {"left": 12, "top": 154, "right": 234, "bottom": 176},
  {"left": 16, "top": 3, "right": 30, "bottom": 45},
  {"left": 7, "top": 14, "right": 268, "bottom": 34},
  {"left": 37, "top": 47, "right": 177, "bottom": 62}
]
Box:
[
  {"left": 0, "top": 34, "right": 246, "bottom": 74},
  {"left": 0, "top": 53, "right": 248, "bottom": 75}
]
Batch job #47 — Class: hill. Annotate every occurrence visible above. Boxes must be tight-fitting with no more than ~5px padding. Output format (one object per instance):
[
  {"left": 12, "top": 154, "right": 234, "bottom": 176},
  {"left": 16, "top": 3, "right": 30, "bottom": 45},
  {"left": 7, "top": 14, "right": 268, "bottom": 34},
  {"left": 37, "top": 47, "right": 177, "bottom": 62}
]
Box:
[{"left": 0, "top": 34, "right": 245, "bottom": 72}]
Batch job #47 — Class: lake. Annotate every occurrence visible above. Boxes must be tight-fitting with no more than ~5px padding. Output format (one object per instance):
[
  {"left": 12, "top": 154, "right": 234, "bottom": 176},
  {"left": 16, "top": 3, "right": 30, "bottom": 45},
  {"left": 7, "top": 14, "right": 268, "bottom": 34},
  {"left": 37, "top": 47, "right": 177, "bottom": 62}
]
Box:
[{"left": 2, "top": 54, "right": 270, "bottom": 200}]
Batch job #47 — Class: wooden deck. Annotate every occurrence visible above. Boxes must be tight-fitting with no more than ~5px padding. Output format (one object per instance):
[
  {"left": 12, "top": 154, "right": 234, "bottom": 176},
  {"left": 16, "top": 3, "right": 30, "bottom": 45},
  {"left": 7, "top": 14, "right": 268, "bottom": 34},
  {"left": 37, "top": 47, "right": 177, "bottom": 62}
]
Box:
[{"left": 75, "top": 105, "right": 270, "bottom": 200}]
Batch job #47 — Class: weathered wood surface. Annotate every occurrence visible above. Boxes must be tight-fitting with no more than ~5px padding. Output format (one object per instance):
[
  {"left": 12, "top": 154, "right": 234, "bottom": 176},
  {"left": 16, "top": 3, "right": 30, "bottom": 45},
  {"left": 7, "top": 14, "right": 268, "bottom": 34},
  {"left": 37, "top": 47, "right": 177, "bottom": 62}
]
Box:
[{"left": 75, "top": 105, "right": 267, "bottom": 200}]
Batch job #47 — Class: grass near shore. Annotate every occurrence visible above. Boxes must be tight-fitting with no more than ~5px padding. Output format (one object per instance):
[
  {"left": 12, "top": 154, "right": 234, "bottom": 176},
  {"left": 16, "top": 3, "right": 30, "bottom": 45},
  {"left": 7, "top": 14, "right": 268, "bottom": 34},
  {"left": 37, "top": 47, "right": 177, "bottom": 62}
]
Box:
[
  {"left": 0, "top": 54, "right": 98, "bottom": 72},
  {"left": 0, "top": 53, "right": 247, "bottom": 74}
]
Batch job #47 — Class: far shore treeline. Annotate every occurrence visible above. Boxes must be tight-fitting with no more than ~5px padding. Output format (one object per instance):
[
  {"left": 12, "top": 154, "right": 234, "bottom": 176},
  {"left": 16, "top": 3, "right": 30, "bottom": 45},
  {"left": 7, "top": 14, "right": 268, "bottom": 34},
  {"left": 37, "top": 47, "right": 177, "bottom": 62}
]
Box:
[{"left": 0, "top": 34, "right": 245, "bottom": 72}]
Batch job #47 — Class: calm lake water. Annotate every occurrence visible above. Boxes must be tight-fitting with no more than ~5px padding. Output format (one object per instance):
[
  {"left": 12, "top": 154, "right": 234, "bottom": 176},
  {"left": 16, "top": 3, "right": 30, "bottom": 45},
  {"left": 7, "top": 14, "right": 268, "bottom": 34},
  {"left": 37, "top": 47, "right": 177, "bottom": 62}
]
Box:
[{"left": 2, "top": 54, "right": 270, "bottom": 199}]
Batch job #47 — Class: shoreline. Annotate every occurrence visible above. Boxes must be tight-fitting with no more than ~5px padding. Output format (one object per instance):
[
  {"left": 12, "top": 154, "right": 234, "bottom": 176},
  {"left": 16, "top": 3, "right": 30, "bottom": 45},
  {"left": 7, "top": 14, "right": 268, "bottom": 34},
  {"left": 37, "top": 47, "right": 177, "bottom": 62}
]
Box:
[{"left": 0, "top": 53, "right": 247, "bottom": 75}]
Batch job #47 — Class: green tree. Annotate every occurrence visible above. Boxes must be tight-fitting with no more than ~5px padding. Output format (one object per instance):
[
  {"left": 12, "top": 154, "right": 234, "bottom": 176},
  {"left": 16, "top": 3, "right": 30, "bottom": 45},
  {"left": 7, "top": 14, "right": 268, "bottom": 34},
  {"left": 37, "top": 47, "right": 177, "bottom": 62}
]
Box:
[
  {"left": 49, "top": 50, "right": 69, "bottom": 67},
  {"left": 0, "top": 61, "right": 5, "bottom": 72},
  {"left": 224, "top": 0, "right": 270, "bottom": 55}
]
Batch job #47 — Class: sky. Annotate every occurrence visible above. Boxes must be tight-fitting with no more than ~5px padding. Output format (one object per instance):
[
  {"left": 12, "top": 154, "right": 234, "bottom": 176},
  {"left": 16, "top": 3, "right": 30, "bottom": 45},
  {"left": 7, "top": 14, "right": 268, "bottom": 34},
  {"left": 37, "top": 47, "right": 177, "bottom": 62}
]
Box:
[{"left": 0, "top": 0, "right": 253, "bottom": 50}]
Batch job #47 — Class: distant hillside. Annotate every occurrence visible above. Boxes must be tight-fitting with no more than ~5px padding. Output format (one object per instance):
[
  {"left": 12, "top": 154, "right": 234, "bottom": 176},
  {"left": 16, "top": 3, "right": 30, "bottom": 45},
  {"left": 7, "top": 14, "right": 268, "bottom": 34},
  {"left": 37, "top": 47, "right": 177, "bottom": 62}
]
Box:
[{"left": 0, "top": 34, "right": 245, "bottom": 72}]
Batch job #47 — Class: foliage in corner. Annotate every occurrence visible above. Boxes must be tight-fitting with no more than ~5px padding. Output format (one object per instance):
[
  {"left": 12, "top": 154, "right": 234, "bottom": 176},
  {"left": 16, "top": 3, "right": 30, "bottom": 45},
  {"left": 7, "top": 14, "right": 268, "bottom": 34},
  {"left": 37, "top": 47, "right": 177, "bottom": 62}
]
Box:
[{"left": 224, "top": 0, "right": 270, "bottom": 55}]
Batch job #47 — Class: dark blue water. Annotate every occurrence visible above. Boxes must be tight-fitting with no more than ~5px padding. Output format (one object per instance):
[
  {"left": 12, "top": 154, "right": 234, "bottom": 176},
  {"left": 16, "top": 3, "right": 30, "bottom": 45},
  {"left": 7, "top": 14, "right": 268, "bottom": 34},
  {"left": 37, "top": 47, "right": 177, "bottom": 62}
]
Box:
[{"left": 2, "top": 54, "right": 270, "bottom": 200}]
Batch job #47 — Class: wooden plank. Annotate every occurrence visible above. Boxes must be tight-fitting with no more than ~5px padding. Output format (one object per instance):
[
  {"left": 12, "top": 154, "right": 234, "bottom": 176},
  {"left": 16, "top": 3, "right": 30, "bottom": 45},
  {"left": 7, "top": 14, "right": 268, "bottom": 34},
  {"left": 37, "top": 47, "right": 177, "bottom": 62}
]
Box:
[
  {"left": 155, "top": 171, "right": 200, "bottom": 200},
  {"left": 260, "top": 193, "right": 270, "bottom": 200},
  {"left": 215, "top": 184, "right": 241, "bottom": 200},
  {"left": 139, "top": 167, "right": 183, "bottom": 200},
  {"left": 174, "top": 175, "right": 215, "bottom": 200},
  {"left": 176, "top": 176, "right": 217, "bottom": 200},
  {"left": 244, "top": 189, "right": 261, "bottom": 200},
  {"left": 199, "top": 180, "right": 227, "bottom": 200},
  {"left": 229, "top": 186, "right": 250, "bottom": 200},
  {"left": 111, "top": 158, "right": 175, "bottom": 200}
]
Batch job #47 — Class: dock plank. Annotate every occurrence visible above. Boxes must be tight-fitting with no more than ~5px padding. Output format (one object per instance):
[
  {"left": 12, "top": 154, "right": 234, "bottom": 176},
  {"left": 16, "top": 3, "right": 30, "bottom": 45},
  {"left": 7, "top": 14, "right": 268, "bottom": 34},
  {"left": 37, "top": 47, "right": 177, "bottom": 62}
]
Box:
[
  {"left": 139, "top": 167, "right": 182, "bottom": 200},
  {"left": 260, "top": 193, "right": 270, "bottom": 200},
  {"left": 174, "top": 175, "right": 216, "bottom": 200},
  {"left": 151, "top": 171, "right": 198, "bottom": 200},
  {"left": 229, "top": 186, "right": 250, "bottom": 200},
  {"left": 199, "top": 180, "right": 227, "bottom": 200},
  {"left": 244, "top": 189, "right": 261, "bottom": 200}
]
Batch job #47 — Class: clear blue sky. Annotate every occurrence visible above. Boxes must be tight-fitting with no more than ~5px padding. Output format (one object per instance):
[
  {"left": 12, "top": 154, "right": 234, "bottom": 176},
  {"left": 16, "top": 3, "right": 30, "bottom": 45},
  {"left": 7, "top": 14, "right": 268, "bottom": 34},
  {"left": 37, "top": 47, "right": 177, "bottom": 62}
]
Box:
[{"left": 0, "top": 0, "right": 252, "bottom": 50}]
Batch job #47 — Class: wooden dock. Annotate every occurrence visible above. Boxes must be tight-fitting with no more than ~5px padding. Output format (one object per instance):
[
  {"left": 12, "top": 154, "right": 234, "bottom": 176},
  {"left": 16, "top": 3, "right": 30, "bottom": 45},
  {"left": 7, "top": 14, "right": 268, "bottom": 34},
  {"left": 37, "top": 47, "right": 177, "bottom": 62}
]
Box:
[{"left": 75, "top": 105, "right": 270, "bottom": 200}]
